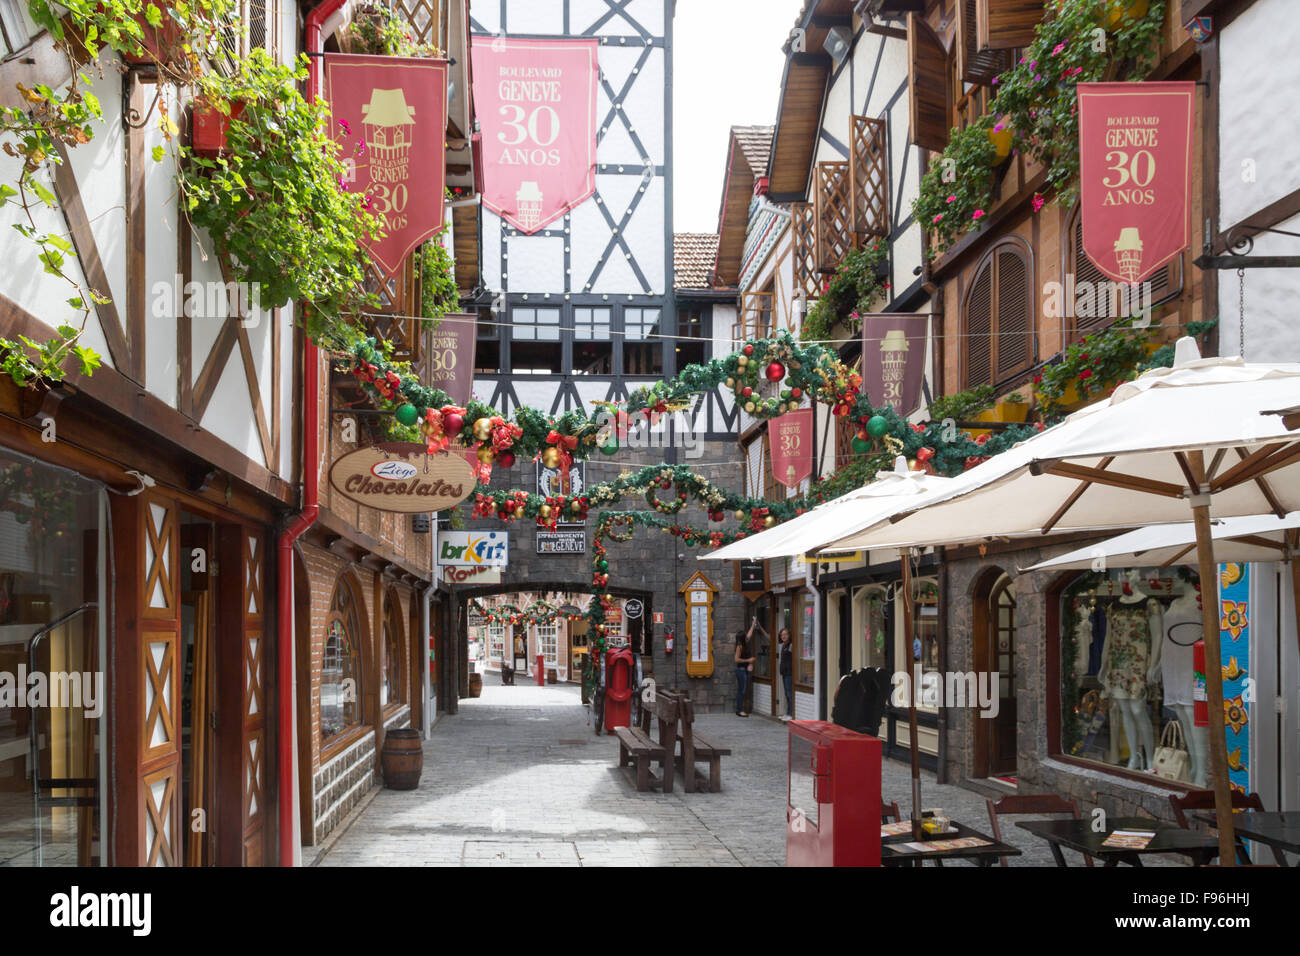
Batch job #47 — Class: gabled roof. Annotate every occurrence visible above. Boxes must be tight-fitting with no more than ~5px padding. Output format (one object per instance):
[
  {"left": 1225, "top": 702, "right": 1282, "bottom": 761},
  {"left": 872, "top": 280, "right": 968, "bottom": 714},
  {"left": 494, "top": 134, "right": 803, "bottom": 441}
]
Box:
[
  {"left": 715, "top": 124, "right": 774, "bottom": 286},
  {"left": 673, "top": 233, "right": 721, "bottom": 291}
]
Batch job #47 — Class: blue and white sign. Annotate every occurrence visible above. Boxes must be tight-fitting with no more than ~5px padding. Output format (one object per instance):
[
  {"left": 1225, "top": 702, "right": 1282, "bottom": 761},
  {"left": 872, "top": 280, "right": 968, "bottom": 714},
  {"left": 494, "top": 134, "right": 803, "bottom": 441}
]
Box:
[{"left": 437, "top": 530, "right": 510, "bottom": 568}]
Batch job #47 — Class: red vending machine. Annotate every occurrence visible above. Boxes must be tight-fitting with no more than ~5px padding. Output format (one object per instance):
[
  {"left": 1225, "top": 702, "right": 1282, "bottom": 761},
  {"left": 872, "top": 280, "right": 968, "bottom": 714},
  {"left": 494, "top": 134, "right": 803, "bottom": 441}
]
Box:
[
  {"left": 604, "top": 647, "right": 635, "bottom": 733},
  {"left": 786, "top": 720, "right": 881, "bottom": 867}
]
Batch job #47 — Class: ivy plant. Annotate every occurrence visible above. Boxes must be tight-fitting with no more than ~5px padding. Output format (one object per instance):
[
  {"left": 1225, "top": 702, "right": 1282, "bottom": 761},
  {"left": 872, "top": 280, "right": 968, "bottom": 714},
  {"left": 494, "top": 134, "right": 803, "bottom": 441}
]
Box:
[
  {"left": 800, "top": 241, "right": 888, "bottom": 343},
  {"left": 0, "top": 325, "right": 101, "bottom": 386},
  {"left": 420, "top": 225, "right": 459, "bottom": 320},
  {"left": 911, "top": 114, "right": 999, "bottom": 259},
  {"left": 178, "top": 50, "right": 383, "bottom": 339}
]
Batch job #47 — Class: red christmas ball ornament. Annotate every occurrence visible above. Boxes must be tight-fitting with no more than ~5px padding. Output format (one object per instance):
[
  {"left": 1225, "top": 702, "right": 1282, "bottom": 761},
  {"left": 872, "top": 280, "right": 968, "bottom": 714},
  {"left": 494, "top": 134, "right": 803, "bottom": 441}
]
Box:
[
  {"left": 790, "top": 387, "right": 802, "bottom": 400},
  {"left": 742, "top": 344, "right": 755, "bottom": 356},
  {"left": 497, "top": 450, "right": 515, "bottom": 468},
  {"left": 442, "top": 411, "right": 464, "bottom": 434},
  {"left": 765, "top": 361, "right": 785, "bottom": 382},
  {"left": 740, "top": 386, "right": 753, "bottom": 398}
]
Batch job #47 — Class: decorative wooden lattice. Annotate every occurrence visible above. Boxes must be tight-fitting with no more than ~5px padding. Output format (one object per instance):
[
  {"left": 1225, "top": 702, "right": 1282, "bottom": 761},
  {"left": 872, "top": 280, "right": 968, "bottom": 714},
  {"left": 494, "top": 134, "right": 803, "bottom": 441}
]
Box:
[
  {"left": 362, "top": 255, "right": 424, "bottom": 372},
  {"left": 739, "top": 290, "right": 776, "bottom": 341},
  {"left": 850, "top": 116, "right": 889, "bottom": 243},
  {"left": 815, "top": 161, "right": 852, "bottom": 273},
  {"left": 394, "top": 0, "right": 450, "bottom": 52},
  {"left": 143, "top": 766, "right": 178, "bottom": 867},
  {"left": 791, "top": 202, "right": 821, "bottom": 302}
]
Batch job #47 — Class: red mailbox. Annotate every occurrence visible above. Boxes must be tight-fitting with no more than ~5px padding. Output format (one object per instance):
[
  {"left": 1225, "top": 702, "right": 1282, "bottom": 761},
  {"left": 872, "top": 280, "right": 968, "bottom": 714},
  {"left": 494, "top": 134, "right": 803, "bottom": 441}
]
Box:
[
  {"left": 535, "top": 653, "right": 545, "bottom": 687},
  {"left": 786, "top": 720, "right": 881, "bottom": 867},
  {"left": 604, "top": 647, "right": 635, "bottom": 733}
]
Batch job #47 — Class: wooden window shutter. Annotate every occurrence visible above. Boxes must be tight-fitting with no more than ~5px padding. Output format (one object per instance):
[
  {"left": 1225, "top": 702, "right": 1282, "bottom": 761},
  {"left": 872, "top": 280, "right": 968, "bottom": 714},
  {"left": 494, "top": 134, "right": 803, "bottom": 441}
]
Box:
[
  {"left": 976, "top": 0, "right": 1044, "bottom": 51},
  {"left": 850, "top": 115, "right": 890, "bottom": 241},
  {"left": 815, "top": 161, "right": 852, "bottom": 273},
  {"left": 958, "top": 0, "right": 1009, "bottom": 84},
  {"left": 964, "top": 260, "right": 993, "bottom": 387},
  {"left": 907, "top": 13, "right": 952, "bottom": 152},
  {"left": 791, "top": 202, "right": 821, "bottom": 302},
  {"left": 994, "top": 246, "right": 1032, "bottom": 379}
]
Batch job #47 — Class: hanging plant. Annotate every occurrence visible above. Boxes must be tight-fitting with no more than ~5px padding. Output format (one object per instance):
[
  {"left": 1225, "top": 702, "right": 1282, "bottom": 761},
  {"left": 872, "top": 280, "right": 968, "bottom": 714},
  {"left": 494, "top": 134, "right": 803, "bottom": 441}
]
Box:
[
  {"left": 911, "top": 114, "right": 999, "bottom": 259},
  {"left": 801, "top": 242, "right": 889, "bottom": 343},
  {"left": 344, "top": 1, "right": 444, "bottom": 57},
  {"left": 178, "top": 50, "right": 383, "bottom": 338}
]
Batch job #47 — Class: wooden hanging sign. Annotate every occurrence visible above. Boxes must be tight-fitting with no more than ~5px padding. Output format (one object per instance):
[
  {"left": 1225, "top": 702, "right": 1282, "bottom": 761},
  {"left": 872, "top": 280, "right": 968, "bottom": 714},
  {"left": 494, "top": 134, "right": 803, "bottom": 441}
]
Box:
[{"left": 329, "top": 442, "right": 474, "bottom": 514}]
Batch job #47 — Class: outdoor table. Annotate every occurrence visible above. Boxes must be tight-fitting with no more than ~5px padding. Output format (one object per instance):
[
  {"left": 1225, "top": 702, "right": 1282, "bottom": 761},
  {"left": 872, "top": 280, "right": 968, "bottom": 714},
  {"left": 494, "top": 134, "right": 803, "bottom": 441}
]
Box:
[
  {"left": 1193, "top": 811, "right": 1299, "bottom": 865},
  {"left": 881, "top": 820, "right": 1021, "bottom": 867},
  {"left": 1016, "top": 817, "right": 1220, "bottom": 867}
]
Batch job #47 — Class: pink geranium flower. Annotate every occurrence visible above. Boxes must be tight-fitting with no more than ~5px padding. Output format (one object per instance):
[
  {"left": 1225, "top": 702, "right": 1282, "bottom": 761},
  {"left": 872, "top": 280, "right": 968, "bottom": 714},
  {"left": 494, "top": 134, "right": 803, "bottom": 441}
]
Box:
[
  {"left": 932, "top": 214, "right": 944, "bottom": 224},
  {"left": 1032, "top": 193, "right": 1045, "bottom": 212},
  {"left": 946, "top": 194, "right": 956, "bottom": 203},
  {"left": 972, "top": 209, "right": 985, "bottom": 221},
  {"left": 1052, "top": 43, "right": 1066, "bottom": 55}
]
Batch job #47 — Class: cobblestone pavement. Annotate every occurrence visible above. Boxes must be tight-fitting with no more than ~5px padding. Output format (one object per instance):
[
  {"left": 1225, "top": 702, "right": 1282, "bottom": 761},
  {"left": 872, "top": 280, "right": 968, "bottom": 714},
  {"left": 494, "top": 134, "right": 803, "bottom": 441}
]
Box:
[{"left": 313, "top": 674, "right": 1177, "bottom": 867}]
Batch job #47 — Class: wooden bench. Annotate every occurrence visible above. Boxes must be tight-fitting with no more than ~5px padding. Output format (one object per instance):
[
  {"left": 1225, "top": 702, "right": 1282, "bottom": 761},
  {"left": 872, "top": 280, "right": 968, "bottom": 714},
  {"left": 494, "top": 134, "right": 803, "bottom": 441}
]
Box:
[
  {"left": 662, "top": 690, "right": 731, "bottom": 793},
  {"left": 614, "top": 691, "right": 677, "bottom": 792}
]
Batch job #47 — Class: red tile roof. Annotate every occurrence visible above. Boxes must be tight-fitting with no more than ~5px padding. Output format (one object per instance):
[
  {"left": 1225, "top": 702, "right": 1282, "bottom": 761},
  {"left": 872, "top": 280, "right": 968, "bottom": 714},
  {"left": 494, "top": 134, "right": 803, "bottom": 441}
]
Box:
[{"left": 674, "top": 233, "right": 720, "bottom": 290}]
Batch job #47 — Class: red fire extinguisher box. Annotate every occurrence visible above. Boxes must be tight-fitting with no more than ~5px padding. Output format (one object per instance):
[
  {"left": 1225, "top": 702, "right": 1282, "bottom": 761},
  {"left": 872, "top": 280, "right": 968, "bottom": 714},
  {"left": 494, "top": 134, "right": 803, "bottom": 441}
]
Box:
[
  {"left": 604, "top": 647, "right": 635, "bottom": 733},
  {"left": 787, "top": 720, "right": 881, "bottom": 867}
]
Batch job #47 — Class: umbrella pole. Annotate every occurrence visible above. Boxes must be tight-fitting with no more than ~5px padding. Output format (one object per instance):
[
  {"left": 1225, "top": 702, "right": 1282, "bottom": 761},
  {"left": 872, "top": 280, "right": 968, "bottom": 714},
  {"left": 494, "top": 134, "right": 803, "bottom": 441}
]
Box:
[
  {"left": 1187, "top": 451, "right": 1237, "bottom": 866},
  {"left": 1289, "top": 531, "right": 1300, "bottom": 664},
  {"left": 900, "top": 549, "right": 922, "bottom": 840}
]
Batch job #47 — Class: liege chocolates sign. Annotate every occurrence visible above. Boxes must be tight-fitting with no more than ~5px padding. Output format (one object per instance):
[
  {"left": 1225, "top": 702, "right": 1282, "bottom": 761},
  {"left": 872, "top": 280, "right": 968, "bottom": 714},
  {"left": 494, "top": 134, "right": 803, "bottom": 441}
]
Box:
[{"left": 329, "top": 443, "right": 474, "bottom": 514}]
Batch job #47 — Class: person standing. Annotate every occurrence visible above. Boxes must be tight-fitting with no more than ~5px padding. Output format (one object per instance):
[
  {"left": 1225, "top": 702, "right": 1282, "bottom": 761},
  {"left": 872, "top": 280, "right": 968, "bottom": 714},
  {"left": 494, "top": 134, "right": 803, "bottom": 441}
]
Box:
[
  {"left": 734, "top": 623, "right": 756, "bottom": 716},
  {"left": 778, "top": 627, "right": 794, "bottom": 720}
]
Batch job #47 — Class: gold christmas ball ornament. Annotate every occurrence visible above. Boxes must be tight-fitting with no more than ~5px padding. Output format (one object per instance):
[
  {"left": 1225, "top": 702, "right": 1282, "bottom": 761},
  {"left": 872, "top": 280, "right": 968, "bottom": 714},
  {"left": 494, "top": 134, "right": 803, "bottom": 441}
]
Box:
[
  {"left": 737, "top": 355, "right": 748, "bottom": 367},
  {"left": 476, "top": 446, "right": 496, "bottom": 464},
  {"left": 472, "top": 417, "right": 493, "bottom": 441},
  {"left": 744, "top": 401, "right": 756, "bottom": 413},
  {"left": 725, "top": 377, "right": 735, "bottom": 389},
  {"left": 764, "top": 516, "right": 775, "bottom": 528},
  {"left": 734, "top": 509, "right": 746, "bottom": 521},
  {"left": 570, "top": 499, "right": 583, "bottom": 512},
  {"left": 540, "top": 504, "right": 553, "bottom": 518},
  {"left": 541, "top": 446, "right": 560, "bottom": 469}
]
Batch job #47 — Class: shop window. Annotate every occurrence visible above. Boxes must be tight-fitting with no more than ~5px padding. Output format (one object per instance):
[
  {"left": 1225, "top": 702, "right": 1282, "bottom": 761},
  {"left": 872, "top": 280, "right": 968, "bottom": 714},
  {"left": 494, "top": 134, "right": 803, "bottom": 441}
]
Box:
[
  {"left": 488, "top": 623, "right": 505, "bottom": 663},
  {"left": 573, "top": 307, "right": 613, "bottom": 375},
  {"left": 322, "top": 580, "right": 363, "bottom": 743},
  {"left": 797, "top": 592, "right": 816, "bottom": 688},
  {"left": 1059, "top": 568, "right": 1198, "bottom": 780},
  {"left": 963, "top": 239, "right": 1034, "bottom": 388},
  {"left": 623, "top": 307, "right": 663, "bottom": 376},
  {"left": 382, "top": 594, "right": 403, "bottom": 709},
  {"left": 511, "top": 306, "right": 562, "bottom": 373},
  {"left": 859, "top": 588, "right": 889, "bottom": 671},
  {"left": 538, "top": 624, "right": 559, "bottom": 668}
]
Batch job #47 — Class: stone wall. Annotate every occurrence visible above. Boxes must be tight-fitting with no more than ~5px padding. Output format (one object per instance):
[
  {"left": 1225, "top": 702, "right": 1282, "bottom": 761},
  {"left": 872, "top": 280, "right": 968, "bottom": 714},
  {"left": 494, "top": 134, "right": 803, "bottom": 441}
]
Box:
[
  {"left": 944, "top": 542, "right": 1192, "bottom": 822},
  {"left": 456, "top": 438, "right": 749, "bottom": 712}
]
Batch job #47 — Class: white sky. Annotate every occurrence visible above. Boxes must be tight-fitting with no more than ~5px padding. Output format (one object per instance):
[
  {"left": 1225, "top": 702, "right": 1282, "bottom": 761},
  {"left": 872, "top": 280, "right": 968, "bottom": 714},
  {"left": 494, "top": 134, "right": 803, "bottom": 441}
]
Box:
[{"left": 671, "top": 0, "right": 801, "bottom": 233}]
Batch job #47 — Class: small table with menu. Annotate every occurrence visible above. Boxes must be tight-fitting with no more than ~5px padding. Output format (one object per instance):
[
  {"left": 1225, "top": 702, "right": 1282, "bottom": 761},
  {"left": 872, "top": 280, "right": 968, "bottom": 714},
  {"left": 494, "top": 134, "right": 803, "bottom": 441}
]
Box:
[
  {"left": 881, "top": 820, "right": 1021, "bottom": 867},
  {"left": 1017, "top": 817, "right": 1220, "bottom": 867},
  {"left": 1193, "top": 811, "right": 1299, "bottom": 865}
]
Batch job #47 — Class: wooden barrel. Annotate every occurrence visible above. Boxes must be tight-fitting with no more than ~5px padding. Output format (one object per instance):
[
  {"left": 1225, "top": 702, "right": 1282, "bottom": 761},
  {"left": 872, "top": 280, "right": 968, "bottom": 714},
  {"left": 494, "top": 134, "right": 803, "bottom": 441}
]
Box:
[
  {"left": 380, "top": 729, "right": 423, "bottom": 790},
  {"left": 468, "top": 673, "right": 483, "bottom": 697},
  {"left": 546, "top": 668, "right": 557, "bottom": 684}
]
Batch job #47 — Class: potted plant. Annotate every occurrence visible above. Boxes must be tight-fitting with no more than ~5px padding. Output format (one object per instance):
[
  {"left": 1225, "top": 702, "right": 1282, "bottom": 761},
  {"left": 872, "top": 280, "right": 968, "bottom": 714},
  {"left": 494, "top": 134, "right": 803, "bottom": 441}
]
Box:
[
  {"left": 987, "top": 117, "right": 1013, "bottom": 165},
  {"left": 191, "top": 96, "right": 246, "bottom": 156},
  {"left": 911, "top": 114, "right": 998, "bottom": 259}
]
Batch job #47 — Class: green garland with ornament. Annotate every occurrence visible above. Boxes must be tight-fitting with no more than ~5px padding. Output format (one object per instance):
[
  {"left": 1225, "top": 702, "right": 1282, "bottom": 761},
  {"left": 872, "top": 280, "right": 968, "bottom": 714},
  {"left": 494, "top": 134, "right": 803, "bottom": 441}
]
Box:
[{"left": 471, "top": 599, "right": 580, "bottom": 628}]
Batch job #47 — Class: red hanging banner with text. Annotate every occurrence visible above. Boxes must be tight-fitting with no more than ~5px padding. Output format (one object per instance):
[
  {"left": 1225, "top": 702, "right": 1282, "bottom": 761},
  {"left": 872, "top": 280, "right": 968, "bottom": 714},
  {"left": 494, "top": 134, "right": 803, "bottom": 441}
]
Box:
[
  {"left": 769, "top": 409, "right": 814, "bottom": 489},
  {"left": 860, "top": 313, "right": 929, "bottom": 416},
  {"left": 470, "top": 36, "right": 599, "bottom": 234},
  {"left": 1077, "top": 82, "right": 1195, "bottom": 285},
  {"left": 323, "top": 54, "right": 448, "bottom": 277}
]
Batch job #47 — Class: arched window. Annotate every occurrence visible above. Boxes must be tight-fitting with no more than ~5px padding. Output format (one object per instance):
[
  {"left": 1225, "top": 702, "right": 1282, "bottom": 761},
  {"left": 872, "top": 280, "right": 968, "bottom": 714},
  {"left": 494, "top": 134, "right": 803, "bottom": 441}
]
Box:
[
  {"left": 962, "top": 239, "right": 1034, "bottom": 388},
  {"left": 322, "top": 578, "right": 363, "bottom": 743},
  {"left": 382, "top": 592, "right": 404, "bottom": 709}
]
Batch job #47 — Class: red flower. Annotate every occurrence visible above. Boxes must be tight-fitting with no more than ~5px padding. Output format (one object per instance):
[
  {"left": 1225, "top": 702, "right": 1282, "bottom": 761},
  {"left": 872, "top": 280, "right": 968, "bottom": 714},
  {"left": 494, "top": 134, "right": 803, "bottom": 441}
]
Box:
[
  {"left": 1079, "top": 369, "right": 1093, "bottom": 380},
  {"left": 1033, "top": 375, "right": 1042, "bottom": 385}
]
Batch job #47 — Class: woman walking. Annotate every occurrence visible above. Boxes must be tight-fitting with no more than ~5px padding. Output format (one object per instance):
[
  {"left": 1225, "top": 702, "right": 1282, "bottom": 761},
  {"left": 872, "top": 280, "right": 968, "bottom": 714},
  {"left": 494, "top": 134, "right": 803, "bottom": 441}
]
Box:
[
  {"left": 778, "top": 627, "right": 794, "bottom": 720},
  {"left": 734, "top": 622, "right": 757, "bottom": 716}
]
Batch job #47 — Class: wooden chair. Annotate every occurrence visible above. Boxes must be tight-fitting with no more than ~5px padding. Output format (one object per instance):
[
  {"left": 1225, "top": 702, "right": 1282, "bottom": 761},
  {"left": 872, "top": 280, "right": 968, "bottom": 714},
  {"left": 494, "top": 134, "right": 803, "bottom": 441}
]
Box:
[
  {"left": 986, "top": 794, "right": 1093, "bottom": 867},
  {"left": 882, "top": 801, "right": 902, "bottom": 824},
  {"left": 1169, "top": 789, "right": 1287, "bottom": 866}
]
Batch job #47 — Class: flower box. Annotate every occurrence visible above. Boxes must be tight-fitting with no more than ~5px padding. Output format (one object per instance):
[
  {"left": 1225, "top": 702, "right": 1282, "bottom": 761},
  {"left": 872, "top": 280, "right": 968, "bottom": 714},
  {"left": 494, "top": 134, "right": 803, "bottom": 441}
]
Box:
[{"left": 192, "top": 98, "right": 247, "bottom": 157}]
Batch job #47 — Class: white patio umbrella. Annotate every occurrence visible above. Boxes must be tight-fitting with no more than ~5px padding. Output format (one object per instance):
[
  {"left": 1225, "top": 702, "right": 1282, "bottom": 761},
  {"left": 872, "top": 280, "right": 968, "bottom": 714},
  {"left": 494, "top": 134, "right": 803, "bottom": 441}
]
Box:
[
  {"left": 1020, "top": 512, "right": 1300, "bottom": 573},
  {"left": 815, "top": 338, "right": 1300, "bottom": 865},
  {"left": 702, "top": 457, "right": 956, "bottom": 838},
  {"left": 701, "top": 457, "right": 954, "bottom": 562}
]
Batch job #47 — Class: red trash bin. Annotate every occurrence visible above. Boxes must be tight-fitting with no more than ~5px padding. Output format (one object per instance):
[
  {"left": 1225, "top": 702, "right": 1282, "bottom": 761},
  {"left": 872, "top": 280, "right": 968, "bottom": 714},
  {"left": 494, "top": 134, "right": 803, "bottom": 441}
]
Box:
[
  {"left": 604, "top": 647, "right": 634, "bottom": 732},
  {"left": 786, "top": 720, "right": 882, "bottom": 867}
]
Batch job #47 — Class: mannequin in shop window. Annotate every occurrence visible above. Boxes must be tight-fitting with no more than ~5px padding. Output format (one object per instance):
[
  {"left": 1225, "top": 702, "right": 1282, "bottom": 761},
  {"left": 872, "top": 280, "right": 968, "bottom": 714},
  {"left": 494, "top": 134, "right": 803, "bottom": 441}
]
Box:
[
  {"left": 1154, "top": 584, "right": 1209, "bottom": 787},
  {"left": 1098, "top": 569, "right": 1162, "bottom": 771}
]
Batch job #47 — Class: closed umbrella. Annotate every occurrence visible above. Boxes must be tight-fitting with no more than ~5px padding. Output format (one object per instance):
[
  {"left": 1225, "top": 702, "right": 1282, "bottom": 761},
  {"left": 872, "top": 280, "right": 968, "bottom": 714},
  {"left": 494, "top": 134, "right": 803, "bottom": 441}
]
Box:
[{"left": 817, "top": 338, "right": 1300, "bottom": 865}]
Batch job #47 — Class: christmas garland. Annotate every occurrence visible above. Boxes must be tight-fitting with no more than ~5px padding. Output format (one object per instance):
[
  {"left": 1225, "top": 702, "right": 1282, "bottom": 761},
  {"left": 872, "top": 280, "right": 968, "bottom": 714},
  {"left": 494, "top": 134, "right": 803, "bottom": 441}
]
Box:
[{"left": 471, "top": 599, "right": 580, "bottom": 627}]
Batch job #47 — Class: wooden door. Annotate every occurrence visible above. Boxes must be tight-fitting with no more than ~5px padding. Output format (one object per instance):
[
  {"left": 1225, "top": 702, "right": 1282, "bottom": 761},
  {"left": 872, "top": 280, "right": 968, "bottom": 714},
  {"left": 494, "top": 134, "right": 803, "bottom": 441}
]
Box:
[{"left": 989, "top": 578, "right": 1018, "bottom": 776}]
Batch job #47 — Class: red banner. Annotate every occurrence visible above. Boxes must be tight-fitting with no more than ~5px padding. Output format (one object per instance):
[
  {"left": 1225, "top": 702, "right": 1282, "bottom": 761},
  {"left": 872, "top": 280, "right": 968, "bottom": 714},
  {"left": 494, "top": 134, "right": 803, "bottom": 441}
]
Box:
[
  {"left": 470, "top": 36, "right": 599, "bottom": 234},
  {"left": 860, "top": 314, "right": 928, "bottom": 416},
  {"left": 427, "top": 312, "right": 477, "bottom": 406},
  {"left": 1077, "top": 82, "right": 1195, "bottom": 285},
  {"left": 769, "top": 409, "right": 813, "bottom": 489},
  {"left": 323, "top": 54, "right": 448, "bottom": 276}
]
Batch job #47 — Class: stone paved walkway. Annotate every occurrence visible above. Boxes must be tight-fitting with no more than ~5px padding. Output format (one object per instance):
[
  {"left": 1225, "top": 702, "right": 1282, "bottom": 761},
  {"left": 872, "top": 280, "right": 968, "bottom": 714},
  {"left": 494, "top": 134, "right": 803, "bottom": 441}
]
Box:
[{"left": 312, "top": 673, "right": 1175, "bottom": 867}]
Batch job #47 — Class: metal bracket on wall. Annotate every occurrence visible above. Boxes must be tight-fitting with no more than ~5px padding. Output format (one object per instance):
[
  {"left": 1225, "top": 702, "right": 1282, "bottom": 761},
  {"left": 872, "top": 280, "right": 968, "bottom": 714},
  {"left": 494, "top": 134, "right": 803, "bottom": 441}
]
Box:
[
  {"left": 121, "top": 69, "right": 163, "bottom": 131},
  {"left": 1194, "top": 225, "right": 1300, "bottom": 270}
]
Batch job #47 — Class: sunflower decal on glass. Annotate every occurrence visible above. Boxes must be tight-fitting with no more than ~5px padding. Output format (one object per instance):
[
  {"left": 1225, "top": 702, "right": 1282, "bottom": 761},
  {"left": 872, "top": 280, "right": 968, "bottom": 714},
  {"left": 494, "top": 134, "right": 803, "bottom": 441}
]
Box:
[{"left": 1219, "top": 600, "right": 1248, "bottom": 642}]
